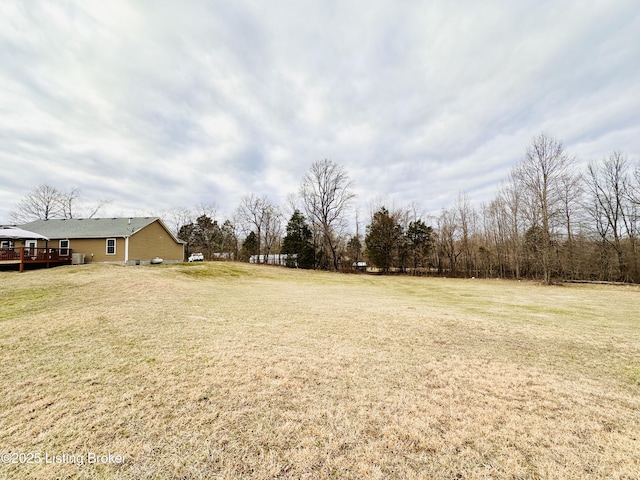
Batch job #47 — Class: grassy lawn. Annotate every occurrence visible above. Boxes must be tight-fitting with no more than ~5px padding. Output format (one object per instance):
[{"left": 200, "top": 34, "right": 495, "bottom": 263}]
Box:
[{"left": 1, "top": 262, "right": 639, "bottom": 479}]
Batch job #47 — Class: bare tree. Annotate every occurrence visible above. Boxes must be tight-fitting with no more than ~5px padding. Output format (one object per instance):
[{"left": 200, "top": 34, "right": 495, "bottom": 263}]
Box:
[
  {"left": 237, "top": 195, "right": 265, "bottom": 261},
  {"left": 261, "top": 202, "right": 283, "bottom": 262},
  {"left": 515, "top": 133, "right": 574, "bottom": 284},
  {"left": 557, "top": 170, "right": 583, "bottom": 279},
  {"left": 300, "top": 160, "right": 355, "bottom": 270},
  {"left": 236, "top": 194, "right": 280, "bottom": 263},
  {"left": 10, "top": 184, "right": 110, "bottom": 223},
  {"left": 585, "top": 152, "right": 636, "bottom": 281},
  {"left": 495, "top": 172, "right": 524, "bottom": 278},
  {"left": 195, "top": 203, "right": 219, "bottom": 222},
  {"left": 165, "top": 206, "right": 194, "bottom": 237},
  {"left": 453, "top": 192, "right": 477, "bottom": 277},
  {"left": 480, "top": 200, "right": 504, "bottom": 278},
  {"left": 10, "top": 184, "right": 64, "bottom": 223},
  {"left": 632, "top": 161, "right": 640, "bottom": 206},
  {"left": 284, "top": 192, "right": 302, "bottom": 220},
  {"left": 83, "top": 198, "right": 111, "bottom": 219},
  {"left": 436, "top": 207, "right": 461, "bottom": 275},
  {"left": 59, "top": 188, "right": 80, "bottom": 219}
]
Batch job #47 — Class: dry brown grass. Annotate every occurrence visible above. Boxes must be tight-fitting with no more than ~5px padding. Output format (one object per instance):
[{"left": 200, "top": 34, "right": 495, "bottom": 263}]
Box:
[{"left": 0, "top": 262, "right": 639, "bottom": 479}]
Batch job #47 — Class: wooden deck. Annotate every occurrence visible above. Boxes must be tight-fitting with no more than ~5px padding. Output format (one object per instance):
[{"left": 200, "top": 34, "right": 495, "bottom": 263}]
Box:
[{"left": 0, "top": 247, "right": 72, "bottom": 272}]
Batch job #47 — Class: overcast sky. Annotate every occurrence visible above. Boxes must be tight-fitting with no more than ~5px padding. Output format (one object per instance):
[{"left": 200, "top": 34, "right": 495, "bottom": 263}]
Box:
[{"left": 1, "top": 0, "right": 639, "bottom": 226}]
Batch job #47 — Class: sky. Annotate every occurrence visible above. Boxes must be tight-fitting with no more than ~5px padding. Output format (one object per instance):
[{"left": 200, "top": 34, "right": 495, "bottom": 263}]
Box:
[{"left": 1, "top": 0, "right": 639, "bottom": 227}]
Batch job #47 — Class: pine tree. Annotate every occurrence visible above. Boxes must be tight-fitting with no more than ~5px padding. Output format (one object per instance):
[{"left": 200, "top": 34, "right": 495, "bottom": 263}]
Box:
[
  {"left": 281, "top": 210, "right": 315, "bottom": 268},
  {"left": 365, "top": 207, "right": 402, "bottom": 273}
]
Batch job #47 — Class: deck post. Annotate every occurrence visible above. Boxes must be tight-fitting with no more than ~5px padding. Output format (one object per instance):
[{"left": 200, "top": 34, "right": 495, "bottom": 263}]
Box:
[{"left": 19, "top": 247, "right": 25, "bottom": 273}]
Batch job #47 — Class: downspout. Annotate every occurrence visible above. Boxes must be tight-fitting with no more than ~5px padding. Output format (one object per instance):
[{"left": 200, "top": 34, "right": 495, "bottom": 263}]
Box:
[{"left": 125, "top": 236, "right": 129, "bottom": 264}]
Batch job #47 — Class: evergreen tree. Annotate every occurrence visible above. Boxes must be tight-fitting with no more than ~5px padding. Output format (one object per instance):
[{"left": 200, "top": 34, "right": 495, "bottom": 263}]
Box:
[
  {"left": 281, "top": 210, "right": 315, "bottom": 268},
  {"left": 406, "top": 219, "right": 433, "bottom": 272},
  {"left": 346, "top": 235, "right": 363, "bottom": 268},
  {"left": 220, "top": 220, "right": 237, "bottom": 259},
  {"left": 240, "top": 231, "right": 259, "bottom": 262},
  {"left": 178, "top": 222, "right": 196, "bottom": 259},
  {"left": 193, "top": 214, "right": 221, "bottom": 260},
  {"left": 365, "top": 207, "right": 402, "bottom": 273}
]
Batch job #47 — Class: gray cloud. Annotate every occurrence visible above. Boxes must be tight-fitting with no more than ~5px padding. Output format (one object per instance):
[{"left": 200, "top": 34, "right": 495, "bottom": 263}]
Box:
[{"left": 1, "top": 0, "right": 639, "bottom": 224}]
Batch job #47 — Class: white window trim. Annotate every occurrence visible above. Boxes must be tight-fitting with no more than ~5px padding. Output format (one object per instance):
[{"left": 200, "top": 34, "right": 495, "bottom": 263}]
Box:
[
  {"left": 60, "top": 239, "right": 70, "bottom": 255},
  {"left": 106, "top": 238, "right": 116, "bottom": 255}
]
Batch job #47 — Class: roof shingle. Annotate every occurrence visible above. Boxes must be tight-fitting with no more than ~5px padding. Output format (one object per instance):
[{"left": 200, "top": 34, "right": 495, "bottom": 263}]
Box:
[{"left": 20, "top": 217, "right": 160, "bottom": 239}]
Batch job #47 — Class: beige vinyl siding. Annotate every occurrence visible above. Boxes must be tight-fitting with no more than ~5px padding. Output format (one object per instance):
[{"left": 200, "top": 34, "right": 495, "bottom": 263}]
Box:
[
  {"left": 128, "top": 220, "right": 184, "bottom": 263},
  {"left": 62, "top": 238, "right": 126, "bottom": 263},
  {"left": 40, "top": 237, "right": 130, "bottom": 264}
]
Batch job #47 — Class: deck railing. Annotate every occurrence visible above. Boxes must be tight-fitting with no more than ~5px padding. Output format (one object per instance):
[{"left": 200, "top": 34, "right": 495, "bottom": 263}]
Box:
[{"left": 0, "top": 247, "right": 72, "bottom": 270}]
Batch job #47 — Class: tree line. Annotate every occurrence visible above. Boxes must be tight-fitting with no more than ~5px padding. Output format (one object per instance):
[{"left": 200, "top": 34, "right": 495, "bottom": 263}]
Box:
[
  {"left": 433, "top": 134, "right": 640, "bottom": 284},
  {"left": 171, "top": 135, "right": 640, "bottom": 284},
  {"left": 9, "top": 134, "right": 640, "bottom": 283}
]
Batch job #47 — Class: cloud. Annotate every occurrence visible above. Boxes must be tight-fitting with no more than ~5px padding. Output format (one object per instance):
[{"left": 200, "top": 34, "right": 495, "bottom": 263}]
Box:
[{"left": 1, "top": 0, "right": 639, "bottom": 225}]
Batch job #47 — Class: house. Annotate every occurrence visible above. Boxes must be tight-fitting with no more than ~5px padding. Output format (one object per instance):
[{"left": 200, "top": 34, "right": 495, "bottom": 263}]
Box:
[
  {"left": 0, "top": 226, "right": 71, "bottom": 272},
  {"left": 20, "top": 217, "right": 185, "bottom": 265}
]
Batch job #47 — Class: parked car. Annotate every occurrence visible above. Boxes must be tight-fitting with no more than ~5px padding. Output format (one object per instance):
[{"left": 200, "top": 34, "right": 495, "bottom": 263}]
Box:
[{"left": 188, "top": 252, "right": 204, "bottom": 262}]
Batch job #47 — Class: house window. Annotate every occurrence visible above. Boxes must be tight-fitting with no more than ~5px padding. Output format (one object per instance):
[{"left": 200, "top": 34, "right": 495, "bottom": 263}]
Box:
[
  {"left": 106, "top": 238, "right": 116, "bottom": 255},
  {"left": 60, "top": 239, "right": 70, "bottom": 256},
  {"left": 1, "top": 240, "right": 13, "bottom": 249}
]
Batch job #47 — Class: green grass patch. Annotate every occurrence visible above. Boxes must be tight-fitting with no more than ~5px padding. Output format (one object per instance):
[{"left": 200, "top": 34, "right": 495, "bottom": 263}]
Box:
[
  {"left": 0, "top": 284, "right": 64, "bottom": 321},
  {"left": 628, "top": 363, "right": 640, "bottom": 385},
  {"left": 174, "top": 261, "right": 280, "bottom": 279}
]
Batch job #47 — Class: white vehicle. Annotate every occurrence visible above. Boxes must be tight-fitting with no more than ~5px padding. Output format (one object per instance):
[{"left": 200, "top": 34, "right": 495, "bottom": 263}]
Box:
[{"left": 188, "top": 252, "right": 204, "bottom": 262}]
